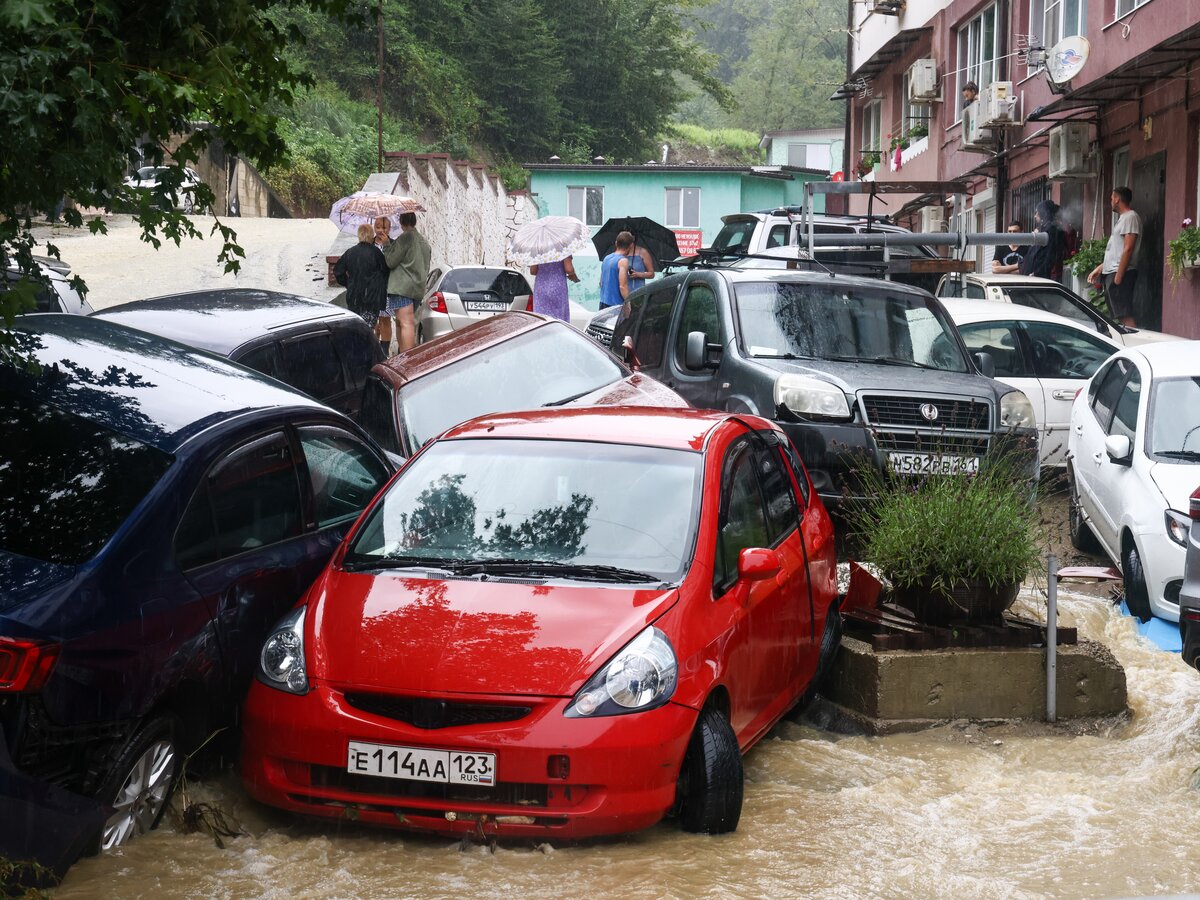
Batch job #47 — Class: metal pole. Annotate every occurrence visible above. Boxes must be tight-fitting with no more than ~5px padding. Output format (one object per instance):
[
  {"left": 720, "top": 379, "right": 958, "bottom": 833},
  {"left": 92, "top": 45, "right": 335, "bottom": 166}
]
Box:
[
  {"left": 376, "top": 0, "right": 385, "bottom": 173},
  {"left": 1047, "top": 553, "right": 1058, "bottom": 723}
]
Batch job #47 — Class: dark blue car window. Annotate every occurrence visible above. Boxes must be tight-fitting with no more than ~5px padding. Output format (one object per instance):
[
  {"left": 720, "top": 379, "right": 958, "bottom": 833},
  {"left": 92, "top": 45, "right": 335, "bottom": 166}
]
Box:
[{"left": 0, "top": 392, "right": 173, "bottom": 565}]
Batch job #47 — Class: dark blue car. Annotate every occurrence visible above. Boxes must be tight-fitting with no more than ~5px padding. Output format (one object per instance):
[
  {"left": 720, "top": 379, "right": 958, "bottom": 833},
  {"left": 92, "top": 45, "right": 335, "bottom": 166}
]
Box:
[{"left": 0, "top": 314, "right": 393, "bottom": 854}]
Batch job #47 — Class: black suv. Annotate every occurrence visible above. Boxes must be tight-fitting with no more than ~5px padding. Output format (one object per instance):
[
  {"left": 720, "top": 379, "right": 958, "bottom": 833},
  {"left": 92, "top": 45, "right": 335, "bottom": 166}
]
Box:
[
  {"left": 597, "top": 267, "right": 1038, "bottom": 505},
  {"left": 93, "top": 289, "right": 381, "bottom": 419}
]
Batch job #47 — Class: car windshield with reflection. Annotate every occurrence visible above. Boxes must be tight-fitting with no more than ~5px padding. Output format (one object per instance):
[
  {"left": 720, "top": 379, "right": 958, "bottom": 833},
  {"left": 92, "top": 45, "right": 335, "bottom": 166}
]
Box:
[
  {"left": 1149, "top": 376, "right": 1200, "bottom": 462},
  {"left": 343, "top": 437, "right": 702, "bottom": 584},
  {"left": 0, "top": 392, "right": 173, "bottom": 566},
  {"left": 398, "top": 325, "right": 626, "bottom": 450},
  {"left": 733, "top": 281, "right": 970, "bottom": 373}
]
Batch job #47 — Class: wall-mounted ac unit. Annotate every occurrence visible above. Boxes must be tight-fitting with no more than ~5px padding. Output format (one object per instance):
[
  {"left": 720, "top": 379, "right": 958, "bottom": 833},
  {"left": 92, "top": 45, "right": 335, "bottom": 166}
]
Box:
[
  {"left": 961, "top": 100, "right": 997, "bottom": 153},
  {"left": 919, "top": 206, "right": 946, "bottom": 233},
  {"left": 907, "top": 59, "right": 939, "bottom": 102},
  {"left": 980, "top": 82, "right": 1021, "bottom": 127},
  {"left": 1048, "top": 121, "right": 1092, "bottom": 179}
]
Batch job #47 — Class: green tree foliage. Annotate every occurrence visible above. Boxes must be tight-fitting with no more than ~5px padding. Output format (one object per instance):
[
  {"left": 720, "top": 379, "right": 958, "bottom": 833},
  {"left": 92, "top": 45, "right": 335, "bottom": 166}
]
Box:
[
  {"left": 725, "top": 0, "right": 846, "bottom": 132},
  {"left": 0, "top": 0, "right": 357, "bottom": 363}
]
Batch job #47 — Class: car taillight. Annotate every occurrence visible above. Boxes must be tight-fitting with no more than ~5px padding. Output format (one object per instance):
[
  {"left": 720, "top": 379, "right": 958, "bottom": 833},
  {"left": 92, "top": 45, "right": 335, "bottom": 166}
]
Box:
[
  {"left": 0, "top": 638, "right": 60, "bottom": 692},
  {"left": 1191, "top": 485, "right": 1200, "bottom": 520},
  {"left": 428, "top": 292, "right": 448, "bottom": 314},
  {"left": 526, "top": 295, "right": 534, "bottom": 312}
]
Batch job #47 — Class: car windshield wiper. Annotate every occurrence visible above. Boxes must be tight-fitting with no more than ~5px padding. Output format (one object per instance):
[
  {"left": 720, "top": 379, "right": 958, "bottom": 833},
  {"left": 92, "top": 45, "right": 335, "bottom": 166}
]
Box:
[
  {"left": 454, "top": 558, "right": 666, "bottom": 584},
  {"left": 544, "top": 384, "right": 605, "bottom": 407},
  {"left": 752, "top": 351, "right": 812, "bottom": 360},
  {"left": 340, "top": 554, "right": 463, "bottom": 574},
  {"left": 1155, "top": 450, "right": 1200, "bottom": 461},
  {"left": 822, "top": 354, "right": 938, "bottom": 369}
]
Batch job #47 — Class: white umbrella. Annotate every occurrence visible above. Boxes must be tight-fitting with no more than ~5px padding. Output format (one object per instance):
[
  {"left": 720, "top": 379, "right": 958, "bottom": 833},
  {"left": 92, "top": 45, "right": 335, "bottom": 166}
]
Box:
[
  {"left": 329, "top": 192, "right": 425, "bottom": 233},
  {"left": 507, "top": 216, "right": 592, "bottom": 267}
]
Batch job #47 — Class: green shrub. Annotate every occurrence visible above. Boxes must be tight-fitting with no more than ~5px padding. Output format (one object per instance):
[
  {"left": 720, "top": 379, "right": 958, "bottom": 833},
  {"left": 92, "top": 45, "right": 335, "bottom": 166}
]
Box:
[
  {"left": 846, "top": 450, "right": 1042, "bottom": 599},
  {"left": 1066, "top": 239, "right": 1108, "bottom": 312}
]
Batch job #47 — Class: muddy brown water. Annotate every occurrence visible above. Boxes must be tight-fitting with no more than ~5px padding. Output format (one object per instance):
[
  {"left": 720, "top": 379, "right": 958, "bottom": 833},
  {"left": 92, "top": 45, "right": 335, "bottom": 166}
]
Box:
[{"left": 55, "top": 588, "right": 1200, "bottom": 900}]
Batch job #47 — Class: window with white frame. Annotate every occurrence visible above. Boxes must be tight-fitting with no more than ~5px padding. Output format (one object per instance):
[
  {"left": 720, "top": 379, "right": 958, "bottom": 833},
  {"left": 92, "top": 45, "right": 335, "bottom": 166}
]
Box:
[
  {"left": 1115, "top": 0, "right": 1149, "bottom": 17},
  {"left": 955, "top": 5, "right": 1000, "bottom": 121},
  {"left": 665, "top": 187, "right": 700, "bottom": 228},
  {"left": 862, "top": 100, "right": 883, "bottom": 153},
  {"left": 567, "top": 186, "right": 604, "bottom": 227},
  {"left": 1027, "top": 0, "right": 1085, "bottom": 70}
]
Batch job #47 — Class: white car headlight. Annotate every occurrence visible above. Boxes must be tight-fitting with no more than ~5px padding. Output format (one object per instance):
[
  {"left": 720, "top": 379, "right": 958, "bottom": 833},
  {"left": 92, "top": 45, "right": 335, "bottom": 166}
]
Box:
[
  {"left": 258, "top": 606, "right": 308, "bottom": 694},
  {"left": 774, "top": 374, "right": 852, "bottom": 420},
  {"left": 565, "top": 626, "right": 677, "bottom": 718},
  {"left": 999, "top": 390, "right": 1036, "bottom": 430},
  {"left": 1166, "top": 509, "right": 1190, "bottom": 547}
]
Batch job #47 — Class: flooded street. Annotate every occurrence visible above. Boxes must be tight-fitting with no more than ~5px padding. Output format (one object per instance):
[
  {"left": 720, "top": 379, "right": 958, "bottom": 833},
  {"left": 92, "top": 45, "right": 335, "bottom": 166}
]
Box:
[{"left": 55, "top": 586, "right": 1200, "bottom": 900}]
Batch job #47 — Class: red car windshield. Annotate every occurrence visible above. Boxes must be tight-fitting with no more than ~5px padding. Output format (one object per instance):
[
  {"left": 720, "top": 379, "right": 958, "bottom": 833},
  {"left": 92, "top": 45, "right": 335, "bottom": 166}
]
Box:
[{"left": 345, "top": 438, "right": 703, "bottom": 583}]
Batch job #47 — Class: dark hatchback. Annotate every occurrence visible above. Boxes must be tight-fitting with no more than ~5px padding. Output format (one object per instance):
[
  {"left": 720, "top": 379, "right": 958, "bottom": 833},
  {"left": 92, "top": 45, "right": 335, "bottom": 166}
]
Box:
[
  {"left": 0, "top": 315, "right": 393, "bottom": 852},
  {"left": 594, "top": 267, "right": 1038, "bottom": 505},
  {"left": 92, "top": 289, "right": 381, "bottom": 418}
]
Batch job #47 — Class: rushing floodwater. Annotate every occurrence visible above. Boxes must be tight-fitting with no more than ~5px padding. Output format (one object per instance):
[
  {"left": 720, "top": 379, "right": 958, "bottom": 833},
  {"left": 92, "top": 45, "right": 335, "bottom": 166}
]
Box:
[{"left": 55, "top": 588, "right": 1200, "bottom": 900}]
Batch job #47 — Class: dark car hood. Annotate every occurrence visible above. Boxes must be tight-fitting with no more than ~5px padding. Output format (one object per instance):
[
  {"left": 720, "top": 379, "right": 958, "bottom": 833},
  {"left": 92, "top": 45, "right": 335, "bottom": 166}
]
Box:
[
  {"left": 0, "top": 551, "right": 76, "bottom": 619},
  {"left": 746, "top": 356, "right": 998, "bottom": 401}
]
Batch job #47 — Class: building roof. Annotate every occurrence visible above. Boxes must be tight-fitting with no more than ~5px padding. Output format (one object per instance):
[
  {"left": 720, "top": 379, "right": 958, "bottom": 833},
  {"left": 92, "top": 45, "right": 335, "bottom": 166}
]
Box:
[
  {"left": 759, "top": 129, "right": 843, "bottom": 149},
  {"left": 524, "top": 163, "right": 829, "bottom": 180},
  {"left": 7, "top": 314, "right": 326, "bottom": 452}
]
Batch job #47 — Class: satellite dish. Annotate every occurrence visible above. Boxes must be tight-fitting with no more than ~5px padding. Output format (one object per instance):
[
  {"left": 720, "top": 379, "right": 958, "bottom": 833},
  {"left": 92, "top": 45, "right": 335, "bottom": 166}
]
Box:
[{"left": 1046, "top": 35, "right": 1090, "bottom": 86}]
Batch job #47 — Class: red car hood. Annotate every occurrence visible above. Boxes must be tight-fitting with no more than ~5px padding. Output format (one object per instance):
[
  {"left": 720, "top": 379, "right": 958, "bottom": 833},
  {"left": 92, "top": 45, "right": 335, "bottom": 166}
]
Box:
[{"left": 307, "top": 570, "right": 678, "bottom": 697}]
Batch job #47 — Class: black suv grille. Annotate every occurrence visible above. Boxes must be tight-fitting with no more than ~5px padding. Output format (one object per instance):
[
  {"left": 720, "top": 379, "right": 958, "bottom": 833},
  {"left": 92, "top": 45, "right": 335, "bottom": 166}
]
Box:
[
  {"left": 862, "top": 395, "right": 991, "bottom": 431},
  {"left": 344, "top": 693, "right": 532, "bottom": 729},
  {"left": 311, "top": 766, "right": 549, "bottom": 806},
  {"left": 876, "top": 433, "right": 991, "bottom": 454},
  {"left": 586, "top": 321, "right": 614, "bottom": 346}
]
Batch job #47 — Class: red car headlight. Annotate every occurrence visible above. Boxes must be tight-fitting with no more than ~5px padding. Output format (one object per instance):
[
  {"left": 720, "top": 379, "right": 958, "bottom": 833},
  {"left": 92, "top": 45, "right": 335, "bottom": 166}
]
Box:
[
  {"left": 565, "top": 626, "right": 677, "bottom": 718},
  {"left": 258, "top": 606, "right": 308, "bottom": 694}
]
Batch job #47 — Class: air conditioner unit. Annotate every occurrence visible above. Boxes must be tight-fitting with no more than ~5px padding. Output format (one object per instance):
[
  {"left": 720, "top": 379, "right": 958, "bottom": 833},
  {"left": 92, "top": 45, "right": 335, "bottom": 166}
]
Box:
[
  {"left": 980, "top": 81, "right": 1021, "bottom": 127},
  {"left": 961, "top": 100, "right": 997, "bottom": 153},
  {"left": 907, "top": 59, "right": 939, "bottom": 101},
  {"left": 1048, "top": 121, "right": 1092, "bottom": 179},
  {"left": 919, "top": 206, "right": 946, "bottom": 233}
]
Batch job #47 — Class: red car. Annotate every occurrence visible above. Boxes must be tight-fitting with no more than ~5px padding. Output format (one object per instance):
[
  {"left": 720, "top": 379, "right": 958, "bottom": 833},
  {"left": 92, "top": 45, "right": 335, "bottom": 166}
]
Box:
[{"left": 240, "top": 407, "right": 839, "bottom": 839}]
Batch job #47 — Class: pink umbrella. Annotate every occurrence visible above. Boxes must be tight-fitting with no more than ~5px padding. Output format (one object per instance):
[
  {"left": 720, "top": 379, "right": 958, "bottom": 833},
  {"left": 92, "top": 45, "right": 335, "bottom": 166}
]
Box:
[{"left": 329, "top": 192, "right": 426, "bottom": 233}]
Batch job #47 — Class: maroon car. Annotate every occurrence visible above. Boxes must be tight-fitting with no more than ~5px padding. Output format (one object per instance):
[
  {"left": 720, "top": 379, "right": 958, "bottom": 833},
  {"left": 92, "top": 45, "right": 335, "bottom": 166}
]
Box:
[{"left": 357, "top": 311, "right": 686, "bottom": 458}]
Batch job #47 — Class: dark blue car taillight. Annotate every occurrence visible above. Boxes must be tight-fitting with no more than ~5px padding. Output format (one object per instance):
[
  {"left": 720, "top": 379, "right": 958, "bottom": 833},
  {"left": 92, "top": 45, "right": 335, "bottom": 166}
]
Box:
[{"left": 0, "top": 639, "right": 59, "bottom": 693}]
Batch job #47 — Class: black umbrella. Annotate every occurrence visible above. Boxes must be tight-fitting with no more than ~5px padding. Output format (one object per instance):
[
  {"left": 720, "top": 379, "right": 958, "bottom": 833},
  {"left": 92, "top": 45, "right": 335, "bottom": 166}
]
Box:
[{"left": 591, "top": 216, "right": 681, "bottom": 265}]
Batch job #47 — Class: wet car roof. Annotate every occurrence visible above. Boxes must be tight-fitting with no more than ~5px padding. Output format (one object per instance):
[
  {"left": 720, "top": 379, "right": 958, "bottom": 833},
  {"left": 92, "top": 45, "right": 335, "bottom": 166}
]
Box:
[
  {"left": 373, "top": 311, "right": 554, "bottom": 388},
  {"left": 6, "top": 314, "right": 328, "bottom": 452},
  {"left": 92, "top": 289, "right": 359, "bottom": 354},
  {"left": 442, "top": 406, "right": 765, "bottom": 451}
]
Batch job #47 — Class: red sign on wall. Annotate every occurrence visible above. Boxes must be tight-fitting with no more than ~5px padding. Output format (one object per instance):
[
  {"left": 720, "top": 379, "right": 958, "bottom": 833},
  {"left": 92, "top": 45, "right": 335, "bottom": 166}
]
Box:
[{"left": 673, "top": 229, "right": 704, "bottom": 257}]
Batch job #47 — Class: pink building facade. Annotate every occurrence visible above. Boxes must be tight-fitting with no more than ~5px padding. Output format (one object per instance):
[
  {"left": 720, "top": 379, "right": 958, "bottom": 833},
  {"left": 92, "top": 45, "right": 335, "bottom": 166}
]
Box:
[{"left": 844, "top": 0, "right": 1200, "bottom": 337}]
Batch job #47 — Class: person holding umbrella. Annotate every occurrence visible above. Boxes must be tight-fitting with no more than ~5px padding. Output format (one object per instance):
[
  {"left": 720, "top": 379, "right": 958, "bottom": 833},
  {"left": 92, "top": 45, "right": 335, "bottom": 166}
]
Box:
[
  {"left": 333, "top": 224, "right": 389, "bottom": 335},
  {"left": 599, "top": 231, "right": 638, "bottom": 310},
  {"left": 507, "top": 215, "right": 592, "bottom": 322},
  {"left": 380, "top": 211, "right": 432, "bottom": 353}
]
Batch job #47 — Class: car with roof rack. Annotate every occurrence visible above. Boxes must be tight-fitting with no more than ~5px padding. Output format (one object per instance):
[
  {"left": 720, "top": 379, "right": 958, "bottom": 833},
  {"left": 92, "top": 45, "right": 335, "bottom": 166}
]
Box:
[{"left": 591, "top": 265, "right": 1039, "bottom": 507}]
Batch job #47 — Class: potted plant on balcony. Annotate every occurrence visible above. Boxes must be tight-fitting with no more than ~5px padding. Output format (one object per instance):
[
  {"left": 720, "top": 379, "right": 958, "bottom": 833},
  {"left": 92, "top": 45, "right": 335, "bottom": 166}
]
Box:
[
  {"left": 855, "top": 151, "right": 880, "bottom": 178},
  {"left": 1168, "top": 218, "right": 1200, "bottom": 280},
  {"left": 908, "top": 123, "right": 929, "bottom": 141},
  {"left": 846, "top": 449, "right": 1042, "bottom": 625}
]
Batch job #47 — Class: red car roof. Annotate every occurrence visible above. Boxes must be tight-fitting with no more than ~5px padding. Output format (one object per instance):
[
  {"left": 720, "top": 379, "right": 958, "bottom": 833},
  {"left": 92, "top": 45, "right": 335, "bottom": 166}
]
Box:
[{"left": 440, "top": 406, "right": 774, "bottom": 451}]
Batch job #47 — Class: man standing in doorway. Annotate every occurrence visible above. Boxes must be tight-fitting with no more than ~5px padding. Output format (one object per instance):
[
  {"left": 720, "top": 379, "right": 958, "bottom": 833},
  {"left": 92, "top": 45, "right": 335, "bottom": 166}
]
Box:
[
  {"left": 381, "top": 211, "right": 432, "bottom": 354},
  {"left": 1088, "top": 187, "right": 1141, "bottom": 327}
]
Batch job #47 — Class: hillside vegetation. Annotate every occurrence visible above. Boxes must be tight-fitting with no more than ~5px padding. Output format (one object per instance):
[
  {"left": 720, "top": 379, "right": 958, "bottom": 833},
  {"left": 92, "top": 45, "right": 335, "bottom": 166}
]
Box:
[{"left": 265, "top": 0, "right": 847, "bottom": 206}]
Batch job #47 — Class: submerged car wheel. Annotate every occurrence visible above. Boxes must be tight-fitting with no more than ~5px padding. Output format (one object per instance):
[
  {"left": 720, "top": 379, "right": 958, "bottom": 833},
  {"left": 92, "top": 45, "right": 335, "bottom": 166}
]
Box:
[
  {"left": 1068, "top": 470, "right": 1102, "bottom": 555},
  {"left": 98, "top": 716, "right": 181, "bottom": 850},
  {"left": 1123, "top": 542, "right": 1153, "bottom": 623},
  {"left": 677, "top": 705, "right": 743, "bottom": 834},
  {"left": 797, "top": 606, "right": 843, "bottom": 711}
]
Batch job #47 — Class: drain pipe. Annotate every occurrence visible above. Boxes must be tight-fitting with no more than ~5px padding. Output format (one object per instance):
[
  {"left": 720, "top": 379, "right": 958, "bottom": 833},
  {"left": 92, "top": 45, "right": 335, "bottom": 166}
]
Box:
[{"left": 1047, "top": 553, "right": 1058, "bottom": 723}]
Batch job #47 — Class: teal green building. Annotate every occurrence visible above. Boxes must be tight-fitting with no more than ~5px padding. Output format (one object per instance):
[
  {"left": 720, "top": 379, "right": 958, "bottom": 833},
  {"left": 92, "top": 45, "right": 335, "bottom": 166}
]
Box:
[{"left": 525, "top": 162, "right": 828, "bottom": 309}]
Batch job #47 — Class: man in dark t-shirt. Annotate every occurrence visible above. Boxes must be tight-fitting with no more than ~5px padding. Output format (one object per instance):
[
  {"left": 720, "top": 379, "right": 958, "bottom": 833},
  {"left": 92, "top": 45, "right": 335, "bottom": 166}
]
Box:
[{"left": 991, "top": 221, "right": 1027, "bottom": 274}]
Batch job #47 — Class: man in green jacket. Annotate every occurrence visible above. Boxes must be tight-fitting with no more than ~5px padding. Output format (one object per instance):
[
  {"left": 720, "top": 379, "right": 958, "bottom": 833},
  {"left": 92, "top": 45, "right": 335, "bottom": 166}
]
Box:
[{"left": 381, "top": 211, "right": 432, "bottom": 354}]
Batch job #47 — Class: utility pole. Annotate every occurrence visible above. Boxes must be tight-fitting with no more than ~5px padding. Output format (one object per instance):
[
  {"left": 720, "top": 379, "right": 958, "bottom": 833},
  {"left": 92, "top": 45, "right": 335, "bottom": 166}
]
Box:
[{"left": 376, "top": 0, "right": 385, "bottom": 172}]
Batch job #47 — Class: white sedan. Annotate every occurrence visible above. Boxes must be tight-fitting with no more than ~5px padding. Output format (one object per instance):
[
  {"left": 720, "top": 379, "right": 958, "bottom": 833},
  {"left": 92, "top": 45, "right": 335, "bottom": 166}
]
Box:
[
  {"left": 940, "top": 298, "right": 1122, "bottom": 468},
  {"left": 1067, "top": 341, "right": 1200, "bottom": 622}
]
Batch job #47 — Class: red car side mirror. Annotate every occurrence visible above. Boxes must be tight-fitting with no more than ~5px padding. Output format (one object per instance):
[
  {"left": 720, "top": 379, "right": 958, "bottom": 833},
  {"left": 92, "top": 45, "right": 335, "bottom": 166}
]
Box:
[{"left": 737, "top": 547, "right": 781, "bottom": 582}]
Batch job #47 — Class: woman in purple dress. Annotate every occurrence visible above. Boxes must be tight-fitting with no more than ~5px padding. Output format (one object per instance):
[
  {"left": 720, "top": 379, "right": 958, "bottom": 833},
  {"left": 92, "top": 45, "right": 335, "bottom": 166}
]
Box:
[{"left": 529, "top": 256, "right": 580, "bottom": 321}]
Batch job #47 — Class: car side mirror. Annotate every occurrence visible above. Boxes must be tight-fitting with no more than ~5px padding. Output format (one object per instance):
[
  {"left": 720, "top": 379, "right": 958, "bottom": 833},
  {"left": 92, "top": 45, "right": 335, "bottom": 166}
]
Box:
[
  {"left": 685, "top": 331, "right": 722, "bottom": 371},
  {"left": 1105, "top": 434, "right": 1133, "bottom": 465},
  {"left": 973, "top": 351, "right": 995, "bottom": 378},
  {"left": 737, "top": 547, "right": 781, "bottom": 582}
]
